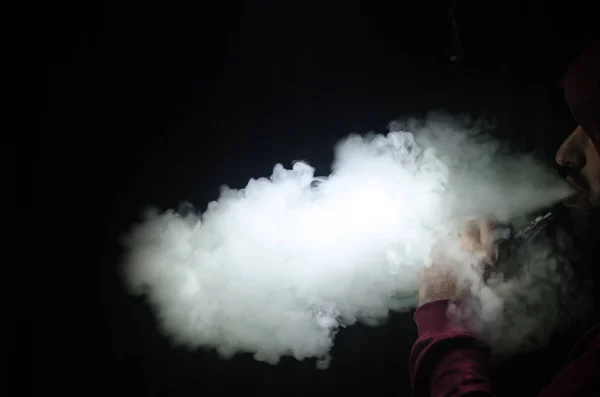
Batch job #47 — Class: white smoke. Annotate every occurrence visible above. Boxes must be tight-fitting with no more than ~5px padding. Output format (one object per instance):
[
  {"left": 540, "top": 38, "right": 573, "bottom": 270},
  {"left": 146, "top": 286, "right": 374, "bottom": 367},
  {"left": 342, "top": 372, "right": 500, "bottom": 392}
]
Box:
[{"left": 121, "top": 113, "right": 574, "bottom": 368}]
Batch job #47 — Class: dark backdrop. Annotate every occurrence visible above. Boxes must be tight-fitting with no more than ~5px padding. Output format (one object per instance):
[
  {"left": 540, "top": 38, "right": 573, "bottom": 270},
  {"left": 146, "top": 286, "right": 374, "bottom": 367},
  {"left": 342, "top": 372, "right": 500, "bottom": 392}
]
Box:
[{"left": 35, "top": 1, "right": 595, "bottom": 395}]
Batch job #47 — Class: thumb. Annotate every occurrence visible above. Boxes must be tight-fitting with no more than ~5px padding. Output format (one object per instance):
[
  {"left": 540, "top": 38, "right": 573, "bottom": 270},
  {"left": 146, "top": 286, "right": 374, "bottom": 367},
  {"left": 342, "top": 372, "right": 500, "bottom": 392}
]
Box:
[{"left": 460, "top": 217, "right": 496, "bottom": 267}]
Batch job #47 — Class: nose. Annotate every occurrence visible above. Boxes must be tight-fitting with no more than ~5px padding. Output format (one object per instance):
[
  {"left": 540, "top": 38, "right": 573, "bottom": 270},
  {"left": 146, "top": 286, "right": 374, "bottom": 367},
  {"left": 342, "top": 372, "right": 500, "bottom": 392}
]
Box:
[{"left": 556, "top": 126, "right": 586, "bottom": 168}]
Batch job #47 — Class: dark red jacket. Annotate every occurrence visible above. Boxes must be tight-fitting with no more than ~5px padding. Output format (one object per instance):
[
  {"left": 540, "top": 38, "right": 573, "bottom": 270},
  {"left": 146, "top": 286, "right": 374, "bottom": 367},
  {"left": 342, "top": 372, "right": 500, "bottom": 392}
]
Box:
[
  {"left": 410, "top": 300, "right": 600, "bottom": 396},
  {"left": 409, "top": 43, "right": 600, "bottom": 396}
]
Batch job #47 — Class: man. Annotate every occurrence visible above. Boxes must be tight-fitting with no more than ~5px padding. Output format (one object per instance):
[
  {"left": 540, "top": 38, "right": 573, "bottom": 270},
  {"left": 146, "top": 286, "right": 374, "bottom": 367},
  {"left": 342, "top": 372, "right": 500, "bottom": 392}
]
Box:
[{"left": 410, "top": 42, "right": 599, "bottom": 396}]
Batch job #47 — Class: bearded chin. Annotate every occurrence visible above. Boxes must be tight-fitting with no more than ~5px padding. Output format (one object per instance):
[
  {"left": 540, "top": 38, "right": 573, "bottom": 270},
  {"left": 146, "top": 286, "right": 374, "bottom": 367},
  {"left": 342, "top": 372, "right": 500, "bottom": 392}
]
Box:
[
  {"left": 570, "top": 208, "right": 593, "bottom": 242},
  {"left": 568, "top": 204, "right": 600, "bottom": 305},
  {"left": 568, "top": 204, "right": 600, "bottom": 247},
  {"left": 548, "top": 204, "right": 600, "bottom": 342}
]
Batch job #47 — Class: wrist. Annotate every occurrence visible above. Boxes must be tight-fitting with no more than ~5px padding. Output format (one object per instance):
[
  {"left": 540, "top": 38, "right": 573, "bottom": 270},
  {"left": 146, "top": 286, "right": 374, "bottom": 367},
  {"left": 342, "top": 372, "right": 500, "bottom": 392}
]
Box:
[{"left": 415, "top": 299, "right": 484, "bottom": 337}]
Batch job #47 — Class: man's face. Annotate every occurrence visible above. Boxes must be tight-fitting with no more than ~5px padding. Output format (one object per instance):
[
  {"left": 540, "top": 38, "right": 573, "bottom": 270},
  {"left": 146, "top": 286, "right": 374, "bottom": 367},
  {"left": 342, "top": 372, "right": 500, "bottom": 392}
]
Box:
[
  {"left": 555, "top": 125, "right": 600, "bottom": 330},
  {"left": 555, "top": 125, "right": 600, "bottom": 241}
]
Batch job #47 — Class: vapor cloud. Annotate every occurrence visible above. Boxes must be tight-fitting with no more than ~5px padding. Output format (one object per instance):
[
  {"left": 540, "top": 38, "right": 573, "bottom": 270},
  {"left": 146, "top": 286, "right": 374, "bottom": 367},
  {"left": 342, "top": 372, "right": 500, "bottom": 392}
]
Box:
[{"left": 121, "top": 113, "right": 574, "bottom": 368}]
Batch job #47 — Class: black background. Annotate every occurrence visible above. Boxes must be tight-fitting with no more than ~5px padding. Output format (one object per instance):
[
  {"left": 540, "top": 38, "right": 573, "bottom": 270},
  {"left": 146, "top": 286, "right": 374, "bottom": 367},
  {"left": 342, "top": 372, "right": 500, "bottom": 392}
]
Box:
[{"left": 35, "top": 1, "right": 596, "bottom": 395}]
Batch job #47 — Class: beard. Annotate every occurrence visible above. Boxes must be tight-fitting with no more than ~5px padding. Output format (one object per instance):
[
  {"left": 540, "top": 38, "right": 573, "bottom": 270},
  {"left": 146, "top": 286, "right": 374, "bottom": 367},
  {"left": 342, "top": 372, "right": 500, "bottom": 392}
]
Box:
[
  {"left": 489, "top": 204, "right": 599, "bottom": 388},
  {"left": 569, "top": 207, "right": 600, "bottom": 244},
  {"left": 561, "top": 202, "right": 600, "bottom": 262},
  {"left": 551, "top": 203, "right": 600, "bottom": 339}
]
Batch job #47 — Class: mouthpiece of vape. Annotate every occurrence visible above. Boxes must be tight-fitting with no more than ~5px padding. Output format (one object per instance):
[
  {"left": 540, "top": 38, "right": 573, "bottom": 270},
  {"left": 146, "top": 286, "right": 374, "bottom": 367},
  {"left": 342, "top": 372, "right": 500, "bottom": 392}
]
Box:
[
  {"left": 514, "top": 212, "right": 553, "bottom": 244},
  {"left": 494, "top": 211, "right": 554, "bottom": 279}
]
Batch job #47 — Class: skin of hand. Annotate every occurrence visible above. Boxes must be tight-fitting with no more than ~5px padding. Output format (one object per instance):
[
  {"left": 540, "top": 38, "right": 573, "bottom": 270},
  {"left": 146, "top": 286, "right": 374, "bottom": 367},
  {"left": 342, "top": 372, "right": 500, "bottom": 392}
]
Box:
[{"left": 418, "top": 217, "right": 496, "bottom": 307}]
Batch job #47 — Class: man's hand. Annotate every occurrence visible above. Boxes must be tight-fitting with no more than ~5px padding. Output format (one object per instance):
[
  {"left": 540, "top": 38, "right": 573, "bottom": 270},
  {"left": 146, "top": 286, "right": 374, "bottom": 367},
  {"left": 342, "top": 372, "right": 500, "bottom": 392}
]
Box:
[
  {"left": 459, "top": 217, "right": 496, "bottom": 266},
  {"left": 418, "top": 262, "right": 463, "bottom": 306},
  {"left": 418, "top": 217, "right": 496, "bottom": 306}
]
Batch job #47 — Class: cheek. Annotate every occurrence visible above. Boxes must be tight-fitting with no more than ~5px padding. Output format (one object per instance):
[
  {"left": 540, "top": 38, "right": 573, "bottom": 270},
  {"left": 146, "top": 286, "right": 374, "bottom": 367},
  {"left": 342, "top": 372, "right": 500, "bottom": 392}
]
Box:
[
  {"left": 586, "top": 168, "right": 600, "bottom": 207},
  {"left": 585, "top": 148, "right": 600, "bottom": 207},
  {"left": 590, "top": 179, "right": 600, "bottom": 207}
]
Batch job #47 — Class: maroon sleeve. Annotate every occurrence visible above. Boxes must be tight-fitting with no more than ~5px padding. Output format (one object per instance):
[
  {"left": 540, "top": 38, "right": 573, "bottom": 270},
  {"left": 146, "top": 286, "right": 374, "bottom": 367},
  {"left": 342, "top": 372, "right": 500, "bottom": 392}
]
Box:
[
  {"left": 537, "top": 324, "right": 600, "bottom": 397},
  {"left": 410, "top": 299, "right": 495, "bottom": 397}
]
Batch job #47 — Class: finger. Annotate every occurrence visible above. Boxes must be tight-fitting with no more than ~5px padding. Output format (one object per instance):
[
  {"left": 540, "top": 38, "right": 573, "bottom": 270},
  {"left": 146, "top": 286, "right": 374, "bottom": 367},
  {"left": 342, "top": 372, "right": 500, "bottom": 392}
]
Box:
[
  {"left": 476, "top": 217, "right": 495, "bottom": 251},
  {"left": 460, "top": 217, "right": 498, "bottom": 268},
  {"left": 476, "top": 217, "right": 499, "bottom": 266},
  {"left": 460, "top": 219, "right": 482, "bottom": 252}
]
